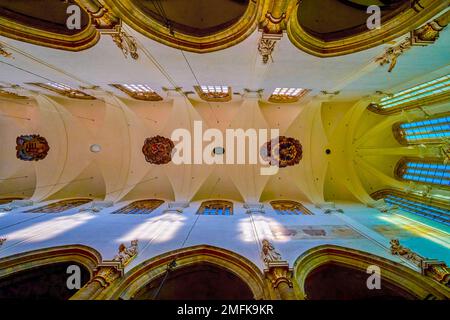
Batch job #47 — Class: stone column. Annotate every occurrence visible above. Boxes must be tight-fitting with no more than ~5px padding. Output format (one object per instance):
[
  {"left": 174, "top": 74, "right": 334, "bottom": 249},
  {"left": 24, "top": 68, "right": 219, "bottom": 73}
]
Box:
[
  {"left": 70, "top": 262, "right": 123, "bottom": 300},
  {"left": 265, "top": 261, "right": 296, "bottom": 300}
]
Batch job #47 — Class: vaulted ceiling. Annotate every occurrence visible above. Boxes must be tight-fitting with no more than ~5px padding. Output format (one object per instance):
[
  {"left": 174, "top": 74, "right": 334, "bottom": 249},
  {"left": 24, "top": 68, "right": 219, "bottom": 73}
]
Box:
[{"left": 0, "top": 0, "right": 449, "bottom": 206}]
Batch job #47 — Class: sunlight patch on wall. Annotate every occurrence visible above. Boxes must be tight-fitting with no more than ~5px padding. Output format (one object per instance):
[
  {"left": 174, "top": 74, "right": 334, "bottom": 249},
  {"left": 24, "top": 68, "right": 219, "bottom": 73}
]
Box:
[
  {"left": 4, "top": 213, "right": 95, "bottom": 242},
  {"left": 238, "top": 216, "right": 290, "bottom": 242},
  {"left": 117, "top": 213, "right": 186, "bottom": 243},
  {"left": 379, "top": 214, "right": 450, "bottom": 249}
]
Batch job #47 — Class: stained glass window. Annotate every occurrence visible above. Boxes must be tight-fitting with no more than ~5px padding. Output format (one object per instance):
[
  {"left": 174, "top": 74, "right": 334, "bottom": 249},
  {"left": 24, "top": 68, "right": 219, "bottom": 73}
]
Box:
[
  {"left": 270, "top": 200, "right": 313, "bottom": 215},
  {"left": 369, "top": 74, "right": 450, "bottom": 114},
  {"left": 268, "top": 87, "right": 310, "bottom": 103},
  {"left": 197, "top": 200, "right": 233, "bottom": 215},
  {"left": 371, "top": 189, "right": 450, "bottom": 226},
  {"left": 112, "top": 199, "right": 164, "bottom": 214},
  {"left": 396, "top": 160, "right": 450, "bottom": 187},
  {"left": 394, "top": 114, "right": 450, "bottom": 144}
]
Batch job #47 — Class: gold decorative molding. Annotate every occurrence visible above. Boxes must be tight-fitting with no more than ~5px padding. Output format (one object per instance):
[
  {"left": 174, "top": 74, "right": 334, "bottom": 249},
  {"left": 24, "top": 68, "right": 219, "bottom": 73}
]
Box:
[
  {"left": 376, "top": 10, "right": 449, "bottom": 72},
  {"left": 258, "top": 35, "right": 278, "bottom": 64},
  {"left": 101, "top": 24, "right": 139, "bottom": 60},
  {"left": 390, "top": 239, "right": 450, "bottom": 287},
  {"left": 257, "top": 0, "right": 297, "bottom": 64},
  {"left": 0, "top": 244, "right": 102, "bottom": 280},
  {"left": 0, "top": 3, "right": 100, "bottom": 52},
  {"left": 90, "top": 262, "right": 124, "bottom": 288},
  {"left": 287, "top": 0, "right": 448, "bottom": 57},
  {"left": 75, "top": 0, "right": 119, "bottom": 30},
  {"left": 422, "top": 260, "right": 450, "bottom": 287},
  {"left": 70, "top": 261, "right": 124, "bottom": 300},
  {"left": 0, "top": 87, "right": 28, "bottom": 100},
  {"left": 411, "top": 10, "right": 450, "bottom": 45},
  {"left": 99, "top": 0, "right": 263, "bottom": 53},
  {"left": 265, "top": 261, "right": 293, "bottom": 287},
  {"left": 390, "top": 239, "right": 424, "bottom": 266}
]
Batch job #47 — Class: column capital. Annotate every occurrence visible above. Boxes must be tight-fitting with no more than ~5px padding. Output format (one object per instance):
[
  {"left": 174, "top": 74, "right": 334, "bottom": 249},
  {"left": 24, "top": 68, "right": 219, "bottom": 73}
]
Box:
[
  {"left": 264, "top": 261, "right": 293, "bottom": 289},
  {"left": 90, "top": 261, "right": 124, "bottom": 288}
]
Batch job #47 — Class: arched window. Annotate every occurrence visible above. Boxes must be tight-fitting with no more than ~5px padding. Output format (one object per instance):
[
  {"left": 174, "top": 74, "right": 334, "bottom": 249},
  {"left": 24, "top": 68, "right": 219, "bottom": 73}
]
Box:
[
  {"left": 270, "top": 200, "right": 313, "bottom": 215},
  {"left": 368, "top": 74, "right": 450, "bottom": 114},
  {"left": 371, "top": 189, "right": 449, "bottom": 226},
  {"left": 395, "top": 159, "right": 450, "bottom": 188},
  {"left": 197, "top": 200, "right": 233, "bottom": 215},
  {"left": 112, "top": 199, "right": 164, "bottom": 214},
  {"left": 25, "top": 199, "right": 92, "bottom": 213},
  {"left": 393, "top": 114, "right": 450, "bottom": 145}
]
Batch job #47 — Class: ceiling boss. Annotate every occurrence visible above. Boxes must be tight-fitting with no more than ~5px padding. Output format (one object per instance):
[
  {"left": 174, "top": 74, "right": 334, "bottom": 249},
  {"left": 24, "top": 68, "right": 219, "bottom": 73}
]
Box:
[{"left": 260, "top": 136, "right": 302, "bottom": 168}]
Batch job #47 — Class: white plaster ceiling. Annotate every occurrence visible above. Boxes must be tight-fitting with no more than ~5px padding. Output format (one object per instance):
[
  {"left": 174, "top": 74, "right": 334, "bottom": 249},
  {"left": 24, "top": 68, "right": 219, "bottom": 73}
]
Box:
[{"left": 0, "top": 24, "right": 449, "bottom": 206}]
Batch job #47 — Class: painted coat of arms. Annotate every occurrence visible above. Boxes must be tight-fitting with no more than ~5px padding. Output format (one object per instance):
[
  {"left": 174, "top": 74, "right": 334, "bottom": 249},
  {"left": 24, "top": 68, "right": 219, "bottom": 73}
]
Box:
[
  {"left": 142, "top": 135, "right": 175, "bottom": 165},
  {"left": 260, "top": 136, "right": 302, "bottom": 168},
  {"left": 16, "top": 134, "right": 50, "bottom": 161}
]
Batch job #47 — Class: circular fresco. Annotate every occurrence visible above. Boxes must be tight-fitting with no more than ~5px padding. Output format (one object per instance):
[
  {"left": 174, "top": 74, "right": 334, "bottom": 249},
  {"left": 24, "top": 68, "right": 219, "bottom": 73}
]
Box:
[
  {"left": 260, "top": 136, "right": 302, "bottom": 168},
  {"left": 142, "top": 135, "right": 175, "bottom": 165}
]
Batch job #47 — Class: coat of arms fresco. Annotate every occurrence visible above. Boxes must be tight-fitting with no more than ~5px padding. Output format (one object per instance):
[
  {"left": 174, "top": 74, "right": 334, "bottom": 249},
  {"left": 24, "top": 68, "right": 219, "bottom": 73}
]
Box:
[{"left": 16, "top": 134, "right": 50, "bottom": 161}]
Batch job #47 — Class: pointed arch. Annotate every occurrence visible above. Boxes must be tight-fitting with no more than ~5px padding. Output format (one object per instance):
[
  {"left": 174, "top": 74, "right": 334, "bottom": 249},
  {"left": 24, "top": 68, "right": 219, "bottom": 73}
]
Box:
[
  {"left": 293, "top": 245, "right": 450, "bottom": 300},
  {"left": 103, "top": 245, "right": 269, "bottom": 300}
]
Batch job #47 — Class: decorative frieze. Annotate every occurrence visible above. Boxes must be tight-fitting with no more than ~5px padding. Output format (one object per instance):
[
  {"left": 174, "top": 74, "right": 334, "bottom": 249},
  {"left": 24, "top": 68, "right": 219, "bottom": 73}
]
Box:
[
  {"left": 390, "top": 239, "right": 450, "bottom": 286},
  {"left": 0, "top": 200, "right": 34, "bottom": 212},
  {"left": 377, "top": 11, "right": 449, "bottom": 72}
]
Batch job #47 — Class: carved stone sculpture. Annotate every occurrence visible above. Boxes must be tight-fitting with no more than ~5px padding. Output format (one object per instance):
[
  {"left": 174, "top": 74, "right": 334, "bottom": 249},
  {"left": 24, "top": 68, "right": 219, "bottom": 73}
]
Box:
[
  {"left": 261, "top": 239, "right": 282, "bottom": 265},
  {"left": 113, "top": 239, "right": 138, "bottom": 266}
]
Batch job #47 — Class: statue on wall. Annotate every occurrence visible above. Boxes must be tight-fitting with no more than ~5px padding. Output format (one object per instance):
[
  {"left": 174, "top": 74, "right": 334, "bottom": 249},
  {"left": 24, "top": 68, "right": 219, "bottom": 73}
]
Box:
[
  {"left": 261, "top": 239, "right": 282, "bottom": 265},
  {"left": 390, "top": 239, "right": 424, "bottom": 267},
  {"left": 16, "top": 134, "right": 50, "bottom": 161},
  {"left": 113, "top": 239, "right": 138, "bottom": 266}
]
